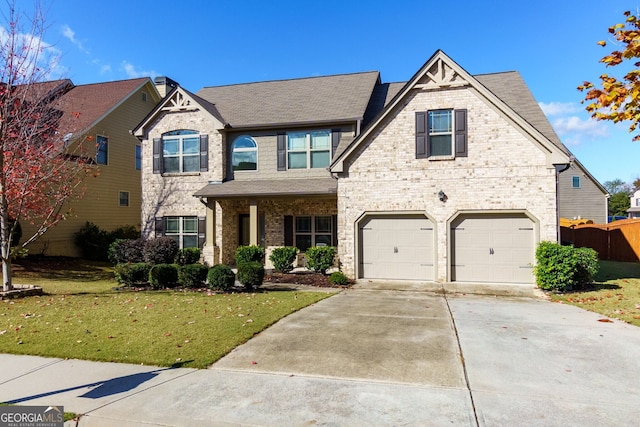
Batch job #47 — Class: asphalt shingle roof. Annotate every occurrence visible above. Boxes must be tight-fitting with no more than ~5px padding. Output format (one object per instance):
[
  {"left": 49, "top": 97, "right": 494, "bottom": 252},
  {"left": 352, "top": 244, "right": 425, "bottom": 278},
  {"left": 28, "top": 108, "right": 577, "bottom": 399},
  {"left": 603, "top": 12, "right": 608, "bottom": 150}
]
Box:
[
  {"left": 193, "top": 177, "right": 337, "bottom": 198},
  {"left": 196, "top": 72, "right": 380, "bottom": 128}
]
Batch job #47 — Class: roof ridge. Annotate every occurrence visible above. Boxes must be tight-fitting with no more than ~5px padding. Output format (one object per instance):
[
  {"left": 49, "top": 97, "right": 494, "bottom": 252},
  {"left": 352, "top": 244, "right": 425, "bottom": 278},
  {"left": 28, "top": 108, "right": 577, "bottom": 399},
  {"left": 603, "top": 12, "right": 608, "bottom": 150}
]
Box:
[
  {"left": 73, "top": 77, "right": 149, "bottom": 88},
  {"left": 200, "top": 71, "right": 380, "bottom": 89}
]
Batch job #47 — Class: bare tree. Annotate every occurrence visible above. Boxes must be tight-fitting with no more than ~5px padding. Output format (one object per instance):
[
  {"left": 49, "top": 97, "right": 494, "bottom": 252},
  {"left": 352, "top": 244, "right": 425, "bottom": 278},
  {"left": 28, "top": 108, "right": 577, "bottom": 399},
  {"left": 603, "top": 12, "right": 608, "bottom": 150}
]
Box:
[{"left": 0, "top": 1, "right": 90, "bottom": 291}]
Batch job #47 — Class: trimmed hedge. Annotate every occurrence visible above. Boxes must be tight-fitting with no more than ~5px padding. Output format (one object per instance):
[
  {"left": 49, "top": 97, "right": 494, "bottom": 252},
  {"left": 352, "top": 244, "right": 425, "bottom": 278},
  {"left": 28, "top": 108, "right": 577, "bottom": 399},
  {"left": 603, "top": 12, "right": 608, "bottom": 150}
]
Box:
[
  {"left": 208, "top": 264, "right": 236, "bottom": 292},
  {"left": 237, "top": 261, "right": 264, "bottom": 290},
  {"left": 108, "top": 238, "right": 145, "bottom": 264},
  {"left": 329, "top": 271, "right": 349, "bottom": 286},
  {"left": 114, "top": 262, "right": 151, "bottom": 286},
  {"left": 143, "top": 237, "right": 179, "bottom": 265},
  {"left": 175, "top": 248, "right": 201, "bottom": 266},
  {"left": 149, "top": 263, "right": 179, "bottom": 289},
  {"left": 533, "top": 241, "right": 599, "bottom": 292},
  {"left": 178, "top": 264, "right": 209, "bottom": 288},
  {"left": 235, "top": 245, "right": 265, "bottom": 264},
  {"left": 305, "top": 246, "right": 336, "bottom": 274},
  {"left": 269, "top": 246, "right": 298, "bottom": 273}
]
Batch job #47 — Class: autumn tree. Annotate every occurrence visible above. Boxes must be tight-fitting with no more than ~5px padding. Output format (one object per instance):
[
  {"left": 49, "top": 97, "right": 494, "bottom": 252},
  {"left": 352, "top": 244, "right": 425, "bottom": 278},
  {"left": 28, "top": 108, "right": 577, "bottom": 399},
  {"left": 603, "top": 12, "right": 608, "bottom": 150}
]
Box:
[
  {"left": 578, "top": 10, "right": 640, "bottom": 140},
  {"left": 0, "top": 1, "right": 90, "bottom": 291}
]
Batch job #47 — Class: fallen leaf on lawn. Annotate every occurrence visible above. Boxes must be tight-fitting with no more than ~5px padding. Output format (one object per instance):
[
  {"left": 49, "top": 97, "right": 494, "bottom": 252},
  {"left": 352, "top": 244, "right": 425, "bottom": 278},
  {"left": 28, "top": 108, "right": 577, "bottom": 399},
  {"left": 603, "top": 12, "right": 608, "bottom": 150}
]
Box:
[
  {"left": 251, "top": 361, "right": 257, "bottom": 365},
  {"left": 598, "top": 319, "right": 613, "bottom": 323},
  {"left": 165, "top": 333, "right": 171, "bottom": 336}
]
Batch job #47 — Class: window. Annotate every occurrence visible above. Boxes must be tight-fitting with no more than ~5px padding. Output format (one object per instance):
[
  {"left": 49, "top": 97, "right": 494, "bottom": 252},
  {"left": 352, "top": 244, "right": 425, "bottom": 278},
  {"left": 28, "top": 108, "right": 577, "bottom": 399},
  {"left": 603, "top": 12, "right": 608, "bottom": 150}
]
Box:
[
  {"left": 572, "top": 176, "right": 581, "bottom": 188},
  {"left": 96, "top": 135, "right": 108, "bottom": 165},
  {"left": 142, "top": 92, "right": 147, "bottom": 102},
  {"left": 416, "top": 109, "right": 467, "bottom": 159},
  {"left": 162, "top": 130, "right": 200, "bottom": 173},
  {"left": 164, "top": 216, "right": 198, "bottom": 249},
  {"left": 119, "top": 191, "right": 129, "bottom": 207},
  {"left": 428, "top": 110, "right": 453, "bottom": 156},
  {"left": 232, "top": 135, "right": 257, "bottom": 171},
  {"left": 287, "top": 130, "right": 331, "bottom": 169},
  {"left": 135, "top": 145, "right": 142, "bottom": 170},
  {"left": 294, "top": 215, "right": 332, "bottom": 251},
  {"left": 636, "top": 198, "right": 640, "bottom": 207}
]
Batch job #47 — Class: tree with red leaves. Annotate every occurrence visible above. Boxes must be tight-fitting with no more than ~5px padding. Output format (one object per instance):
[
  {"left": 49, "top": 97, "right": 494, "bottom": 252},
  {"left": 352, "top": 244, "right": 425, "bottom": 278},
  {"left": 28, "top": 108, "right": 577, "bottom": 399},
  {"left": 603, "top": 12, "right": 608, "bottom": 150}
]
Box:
[{"left": 0, "top": 1, "right": 91, "bottom": 291}]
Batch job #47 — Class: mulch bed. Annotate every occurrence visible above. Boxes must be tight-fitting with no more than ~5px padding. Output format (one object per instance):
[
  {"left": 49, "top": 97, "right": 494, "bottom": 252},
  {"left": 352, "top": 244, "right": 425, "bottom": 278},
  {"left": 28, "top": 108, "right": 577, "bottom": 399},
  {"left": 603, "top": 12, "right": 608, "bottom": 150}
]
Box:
[{"left": 264, "top": 271, "right": 352, "bottom": 288}]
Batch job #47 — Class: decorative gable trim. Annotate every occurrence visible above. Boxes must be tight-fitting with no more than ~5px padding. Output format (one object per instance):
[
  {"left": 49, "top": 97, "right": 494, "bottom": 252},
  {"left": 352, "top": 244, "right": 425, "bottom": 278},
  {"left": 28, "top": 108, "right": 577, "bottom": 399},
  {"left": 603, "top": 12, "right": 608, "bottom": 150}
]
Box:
[
  {"left": 413, "top": 58, "right": 469, "bottom": 90},
  {"left": 162, "top": 89, "right": 198, "bottom": 112}
]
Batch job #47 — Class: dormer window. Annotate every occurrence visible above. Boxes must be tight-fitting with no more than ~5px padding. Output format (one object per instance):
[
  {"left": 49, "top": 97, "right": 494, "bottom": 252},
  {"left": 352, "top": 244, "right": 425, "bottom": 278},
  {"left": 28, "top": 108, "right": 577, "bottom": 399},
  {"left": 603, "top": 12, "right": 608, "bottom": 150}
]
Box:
[{"left": 232, "top": 135, "right": 257, "bottom": 171}]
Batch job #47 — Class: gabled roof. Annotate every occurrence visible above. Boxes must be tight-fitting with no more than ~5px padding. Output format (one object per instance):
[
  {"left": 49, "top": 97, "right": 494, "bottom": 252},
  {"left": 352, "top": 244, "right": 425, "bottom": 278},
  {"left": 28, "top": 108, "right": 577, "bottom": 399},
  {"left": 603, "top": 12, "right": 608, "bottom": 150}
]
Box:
[
  {"left": 330, "top": 50, "right": 572, "bottom": 173},
  {"left": 195, "top": 71, "right": 380, "bottom": 128},
  {"left": 57, "top": 77, "right": 154, "bottom": 137},
  {"left": 133, "top": 86, "right": 226, "bottom": 138}
]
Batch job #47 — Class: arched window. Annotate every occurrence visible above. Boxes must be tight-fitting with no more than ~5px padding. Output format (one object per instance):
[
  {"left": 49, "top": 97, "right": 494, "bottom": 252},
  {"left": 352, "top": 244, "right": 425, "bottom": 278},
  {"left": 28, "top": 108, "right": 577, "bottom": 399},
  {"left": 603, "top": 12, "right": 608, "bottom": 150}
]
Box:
[{"left": 232, "top": 135, "right": 257, "bottom": 171}]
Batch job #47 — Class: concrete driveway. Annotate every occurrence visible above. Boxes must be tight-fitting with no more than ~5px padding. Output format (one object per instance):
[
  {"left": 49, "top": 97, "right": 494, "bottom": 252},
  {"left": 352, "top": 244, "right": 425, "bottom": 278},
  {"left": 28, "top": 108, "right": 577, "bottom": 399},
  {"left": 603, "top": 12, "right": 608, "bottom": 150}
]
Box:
[{"left": 1, "top": 286, "right": 639, "bottom": 426}]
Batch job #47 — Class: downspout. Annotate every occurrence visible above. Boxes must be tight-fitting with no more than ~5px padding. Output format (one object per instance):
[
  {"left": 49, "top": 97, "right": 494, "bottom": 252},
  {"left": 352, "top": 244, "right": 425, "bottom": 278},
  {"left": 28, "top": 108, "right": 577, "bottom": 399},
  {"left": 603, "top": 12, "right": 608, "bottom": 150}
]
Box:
[{"left": 555, "top": 162, "right": 572, "bottom": 243}]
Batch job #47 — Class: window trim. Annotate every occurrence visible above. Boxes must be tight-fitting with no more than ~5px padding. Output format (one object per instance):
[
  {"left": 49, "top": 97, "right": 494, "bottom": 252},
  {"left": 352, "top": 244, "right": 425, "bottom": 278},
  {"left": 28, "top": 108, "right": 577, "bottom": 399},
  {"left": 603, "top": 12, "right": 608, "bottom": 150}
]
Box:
[
  {"left": 572, "top": 176, "right": 581, "bottom": 188},
  {"left": 96, "top": 134, "right": 108, "bottom": 165},
  {"left": 428, "top": 109, "right": 454, "bottom": 158},
  {"left": 294, "top": 215, "right": 333, "bottom": 251},
  {"left": 231, "top": 135, "right": 258, "bottom": 172},
  {"left": 164, "top": 216, "right": 199, "bottom": 249},
  {"left": 135, "top": 144, "right": 142, "bottom": 170},
  {"left": 118, "top": 191, "right": 130, "bottom": 207},
  {"left": 286, "top": 130, "right": 331, "bottom": 170},
  {"left": 416, "top": 109, "right": 467, "bottom": 160}
]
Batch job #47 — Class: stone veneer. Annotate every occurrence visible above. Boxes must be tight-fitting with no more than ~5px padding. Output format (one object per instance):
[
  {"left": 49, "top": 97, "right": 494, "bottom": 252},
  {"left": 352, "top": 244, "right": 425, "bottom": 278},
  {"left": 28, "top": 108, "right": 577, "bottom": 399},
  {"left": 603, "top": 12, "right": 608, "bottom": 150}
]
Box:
[{"left": 336, "top": 86, "right": 559, "bottom": 281}]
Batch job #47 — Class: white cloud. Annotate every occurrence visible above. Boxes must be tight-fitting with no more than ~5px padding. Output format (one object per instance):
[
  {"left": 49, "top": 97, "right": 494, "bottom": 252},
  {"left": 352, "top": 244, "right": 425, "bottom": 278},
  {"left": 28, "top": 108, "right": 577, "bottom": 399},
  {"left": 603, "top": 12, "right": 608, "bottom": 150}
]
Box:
[
  {"left": 0, "top": 25, "right": 64, "bottom": 81},
  {"left": 61, "top": 24, "right": 88, "bottom": 53},
  {"left": 121, "top": 61, "right": 157, "bottom": 79},
  {"left": 538, "top": 101, "right": 581, "bottom": 116},
  {"left": 550, "top": 115, "right": 609, "bottom": 146}
]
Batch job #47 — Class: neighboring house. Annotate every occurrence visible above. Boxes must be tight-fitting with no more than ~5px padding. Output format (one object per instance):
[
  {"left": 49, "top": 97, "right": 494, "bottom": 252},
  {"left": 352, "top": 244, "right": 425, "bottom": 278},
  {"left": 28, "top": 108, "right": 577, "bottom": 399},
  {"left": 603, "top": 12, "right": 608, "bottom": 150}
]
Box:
[
  {"left": 22, "top": 78, "right": 162, "bottom": 257},
  {"left": 629, "top": 189, "right": 640, "bottom": 218},
  {"left": 134, "top": 50, "right": 606, "bottom": 285}
]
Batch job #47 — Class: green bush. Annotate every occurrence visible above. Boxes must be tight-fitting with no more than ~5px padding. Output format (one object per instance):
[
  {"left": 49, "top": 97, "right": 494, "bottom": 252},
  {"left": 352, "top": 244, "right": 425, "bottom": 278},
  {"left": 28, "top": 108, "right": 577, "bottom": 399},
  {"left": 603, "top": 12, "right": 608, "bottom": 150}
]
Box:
[
  {"left": 208, "top": 264, "right": 236, "bottom": 292},
  {"left": 110, "top": 225, "right": 140, "bottom": 240},
  {"left": 74, "top": 222, "right": 110, "bottom": 261},
  {"left": 237, "top": 261, "right": 264, "bottom": 290},
  {"left": 533, "top": 241, "right": 599, "bottom": 292},
  {"left": 148, "top": 263, "right": 179, "bottom": 289},
  {"left": 108, "top": 238, "right": 145, "bottom": 264},
  {"left": 235, "top": 245, "right": 265, "bottom": 264},
  {"left": 178, "top": 264, "right": 209, "bottom": 288},
  {"left": 305, "top": 246, "right": 336, "bottom": 274},
  {"left": 143, "top": 237, "right": 179, "bottom": 265},
  {"left": 269, "top": 246, "right": 298, "bottom": 273},
  {"left": 328, "top": 271, "right": 349, "bottom": 286},
  {"left": 114, "top": 262, "right": 151, "bottom": 286},
  {"left": 175, "top": 248, "right": 201, "bottom": 265}
]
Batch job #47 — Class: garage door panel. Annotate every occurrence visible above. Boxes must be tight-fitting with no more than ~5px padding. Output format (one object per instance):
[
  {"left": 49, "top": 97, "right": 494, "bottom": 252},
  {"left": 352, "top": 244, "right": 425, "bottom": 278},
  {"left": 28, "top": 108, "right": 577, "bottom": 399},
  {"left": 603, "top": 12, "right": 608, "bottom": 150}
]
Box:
[
  {"left": 451, "top": 214, "right": 534, "bottom": 284},
  {"left": 360, "top": 216, "right": 434, "bottom": 281}
]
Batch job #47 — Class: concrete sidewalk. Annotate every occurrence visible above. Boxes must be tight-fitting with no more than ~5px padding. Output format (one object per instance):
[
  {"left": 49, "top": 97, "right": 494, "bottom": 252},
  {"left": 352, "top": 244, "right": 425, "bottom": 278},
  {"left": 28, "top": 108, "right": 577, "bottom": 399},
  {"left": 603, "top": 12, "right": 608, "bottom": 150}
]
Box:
[{"left": 1, "top": 287, "right": 639, "bottom": 426}]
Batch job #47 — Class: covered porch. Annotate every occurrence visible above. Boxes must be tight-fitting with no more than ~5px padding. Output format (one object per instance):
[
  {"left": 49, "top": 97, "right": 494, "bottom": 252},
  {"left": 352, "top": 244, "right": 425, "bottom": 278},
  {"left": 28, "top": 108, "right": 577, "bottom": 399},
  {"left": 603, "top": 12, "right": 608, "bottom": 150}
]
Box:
[{"left": 194, "top": 178, "right": 338, "bottom": 266}]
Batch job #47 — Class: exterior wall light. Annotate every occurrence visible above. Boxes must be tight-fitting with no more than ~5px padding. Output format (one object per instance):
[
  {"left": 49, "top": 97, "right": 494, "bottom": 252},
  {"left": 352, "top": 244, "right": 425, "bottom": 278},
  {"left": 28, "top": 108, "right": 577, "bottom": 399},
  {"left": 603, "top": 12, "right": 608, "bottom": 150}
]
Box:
[{"left": 438, "top": 190, "right": 447, "bottom": 202}]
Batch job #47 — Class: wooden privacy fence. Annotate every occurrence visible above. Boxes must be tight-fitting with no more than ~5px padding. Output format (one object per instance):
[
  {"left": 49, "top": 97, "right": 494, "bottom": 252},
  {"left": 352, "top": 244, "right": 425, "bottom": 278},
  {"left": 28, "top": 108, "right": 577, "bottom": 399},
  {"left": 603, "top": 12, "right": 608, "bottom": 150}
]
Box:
[{"left": 560, "top": 219, "right": 640, "bottom": 262}]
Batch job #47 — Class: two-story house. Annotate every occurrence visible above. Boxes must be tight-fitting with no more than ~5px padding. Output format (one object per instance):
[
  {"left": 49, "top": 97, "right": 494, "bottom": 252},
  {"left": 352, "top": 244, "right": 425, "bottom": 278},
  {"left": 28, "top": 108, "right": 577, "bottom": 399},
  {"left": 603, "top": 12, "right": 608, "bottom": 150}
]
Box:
[
  {"left": 134, "top": 50, "right": 607, "bottom": 286},
  {"left": 628, "top": 189, "right": 640, "bottom": 218},
  {"left": 22, "top": 78, "right": 162, "bottom": 257}
]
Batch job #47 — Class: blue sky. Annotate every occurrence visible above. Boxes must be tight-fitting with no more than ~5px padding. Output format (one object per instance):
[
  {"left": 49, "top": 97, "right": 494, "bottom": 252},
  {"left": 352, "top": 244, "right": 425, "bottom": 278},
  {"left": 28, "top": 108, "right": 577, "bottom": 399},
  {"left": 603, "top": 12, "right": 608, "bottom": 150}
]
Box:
[{"left": 8, "top": 0, "right": 640, "bottom": 186}]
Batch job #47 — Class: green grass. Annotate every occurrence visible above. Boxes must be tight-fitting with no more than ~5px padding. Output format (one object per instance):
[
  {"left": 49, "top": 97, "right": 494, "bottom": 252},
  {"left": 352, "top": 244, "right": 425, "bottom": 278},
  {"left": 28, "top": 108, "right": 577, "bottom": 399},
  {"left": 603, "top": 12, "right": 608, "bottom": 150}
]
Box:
[
  {"left": 1, "top": 258, "right": 333, "bottom": 368},
  {"left": 549, "top": 260, "right": 640, "bottom": 327}
]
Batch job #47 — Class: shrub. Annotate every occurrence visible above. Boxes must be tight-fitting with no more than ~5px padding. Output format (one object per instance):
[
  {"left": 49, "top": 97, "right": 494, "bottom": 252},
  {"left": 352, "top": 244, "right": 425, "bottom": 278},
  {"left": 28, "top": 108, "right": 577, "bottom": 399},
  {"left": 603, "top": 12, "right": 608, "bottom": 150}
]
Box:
[
  {"left": 178, "top": 264, "right": 209, "bottom": 288},
  {"left": 110, "top": 225, "right": 140, "bottom": 240},
  {"left": 235, "top": 245, "right": 265, "bottom": 264},
  {"left": 175, "top": 248, "right": 201, "bottom": 266},
  {"left": 533, "top": 241, "right": 599, "bottom": 292},
  {"left": 74, "top": 222, "right": 110, "bottom": 261},
  {"left": 269, "top": 246, "right": 298, "bottom": 273},
  {"left": 208, "top": 264, "right": 236, "bottom": 292},
  {"left": 108, "top": 238, "right": 146, "bottom": 264},
  {"left": 148, "top": 263, "right": 179, "bottom": 289},
  {"left": 305, "top": 246, "right": 336, "bottom": 274},
  {"left": 237, "top": 261, "right": 264, "bottom": 290},
  {"left": 328, "top": 271, "right": 349, "bottom": 286},
  {"left": 114, "top": 262, "right": 151, "bottom": 286},
  {"left": 143, "top": 237, "right": 179, "bottom": 265}
]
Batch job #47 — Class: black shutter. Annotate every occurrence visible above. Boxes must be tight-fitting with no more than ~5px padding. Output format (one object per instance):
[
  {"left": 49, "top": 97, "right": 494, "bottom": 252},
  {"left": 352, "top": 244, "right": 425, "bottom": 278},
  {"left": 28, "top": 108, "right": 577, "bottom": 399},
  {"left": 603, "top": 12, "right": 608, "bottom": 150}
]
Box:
[
  {"left": 454, "top": 109, "right": 468, "bottom": 157},
  {"left": 284, "top": 215, "right": 293, "bottom": 246},
  {"left": 200, "top": 134, "right": 209, "bottom": 172},
  {"left": 277, "top": 133, "right": 286, "bottom": 171},
  {"left": 153, "top": 138, "right": 162, "bottom": 173},
  {"left": 415, "top": 112, "right": 428, "bottom": 159},
  {"left": 198, "top": 216, "right": 206, "bottom": 248},
  {"left": 332, "top": 215, "right": 338, "bottom": 247},
  {"left": 154, "top": 217, "right": 164, "bottom": 237},
  {"left": 331, "top": 129, "right": 340, "bottom": 157}
]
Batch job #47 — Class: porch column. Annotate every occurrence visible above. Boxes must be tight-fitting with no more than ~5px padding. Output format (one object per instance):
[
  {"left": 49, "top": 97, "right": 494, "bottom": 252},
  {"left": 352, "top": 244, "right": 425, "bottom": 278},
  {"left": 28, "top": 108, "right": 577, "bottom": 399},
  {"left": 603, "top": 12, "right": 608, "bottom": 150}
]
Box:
[
  {"left": 249, "top": 200, "right": 259, "bottom": 246},
  {"left": 202, "top": 198, "right": 218, "bottom": 265}
]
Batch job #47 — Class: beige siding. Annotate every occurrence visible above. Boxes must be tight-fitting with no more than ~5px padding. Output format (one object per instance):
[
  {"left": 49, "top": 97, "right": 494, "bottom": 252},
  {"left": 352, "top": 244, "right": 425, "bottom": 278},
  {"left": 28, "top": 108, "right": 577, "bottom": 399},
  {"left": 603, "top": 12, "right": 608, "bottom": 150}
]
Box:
[
  {"left": 23, "top": 82, "right": 161, "bottom": 257},
  {"left": 557, "top": 167, "right": 607, "bottom": 224},
  {"left": 337, "top": 86, "right": 558, "bottom": 281}
]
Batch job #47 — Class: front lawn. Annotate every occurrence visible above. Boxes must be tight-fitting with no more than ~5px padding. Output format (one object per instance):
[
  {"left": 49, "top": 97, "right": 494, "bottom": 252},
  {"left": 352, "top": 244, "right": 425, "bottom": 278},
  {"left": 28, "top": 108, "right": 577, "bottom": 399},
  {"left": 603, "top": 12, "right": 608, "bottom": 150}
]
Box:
[
  {"left": 0, "top": 258, "right": 333, "bottom": 368},
  {"left": 549, "top": 260, "right": 640, "bottom": 327}
]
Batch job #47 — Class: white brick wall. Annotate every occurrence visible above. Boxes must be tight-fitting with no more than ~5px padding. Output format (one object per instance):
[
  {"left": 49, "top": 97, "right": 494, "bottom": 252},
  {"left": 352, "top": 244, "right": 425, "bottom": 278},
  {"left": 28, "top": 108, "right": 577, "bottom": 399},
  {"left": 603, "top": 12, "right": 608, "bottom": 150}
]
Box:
[{"left": 337, "top": 87, "right": 558, "bottom": 281}]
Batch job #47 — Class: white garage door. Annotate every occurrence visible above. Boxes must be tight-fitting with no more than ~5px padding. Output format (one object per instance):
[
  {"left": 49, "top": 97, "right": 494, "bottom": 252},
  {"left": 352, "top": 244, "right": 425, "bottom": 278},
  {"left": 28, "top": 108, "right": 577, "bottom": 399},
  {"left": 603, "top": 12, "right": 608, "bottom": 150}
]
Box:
[
  {"left": 451, "top": 214, "right": 535, "bottom": 284},
  {"left": 360, "top": 216, "right": 435, "bottom": 280}
]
